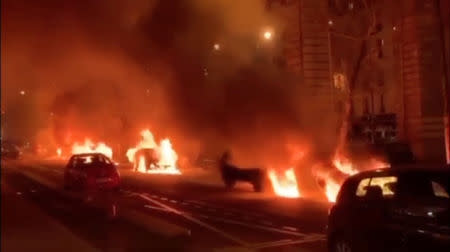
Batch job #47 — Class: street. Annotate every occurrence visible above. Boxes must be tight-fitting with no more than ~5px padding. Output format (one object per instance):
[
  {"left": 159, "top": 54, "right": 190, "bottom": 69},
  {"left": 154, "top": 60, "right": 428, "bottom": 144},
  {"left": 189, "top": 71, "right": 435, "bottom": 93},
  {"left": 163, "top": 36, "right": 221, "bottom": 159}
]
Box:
[{"left": 1, "top": 159, "right": 329, "bottom": 251}]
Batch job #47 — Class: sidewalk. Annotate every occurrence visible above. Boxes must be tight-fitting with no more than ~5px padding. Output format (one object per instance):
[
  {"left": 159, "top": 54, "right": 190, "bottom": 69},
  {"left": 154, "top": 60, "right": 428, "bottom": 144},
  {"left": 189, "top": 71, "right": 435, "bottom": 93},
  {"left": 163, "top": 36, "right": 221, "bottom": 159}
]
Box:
[{"left": 1, "top": 181, "right": 99, "bottom": 252}]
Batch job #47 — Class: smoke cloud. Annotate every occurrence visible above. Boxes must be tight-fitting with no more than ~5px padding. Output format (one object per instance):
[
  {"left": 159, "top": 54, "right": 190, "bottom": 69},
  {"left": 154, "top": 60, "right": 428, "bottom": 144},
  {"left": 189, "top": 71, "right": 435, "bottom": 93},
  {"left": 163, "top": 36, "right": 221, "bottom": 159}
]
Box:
[{"left": 2, "top": 0, "right": 339, "bottom": 167}]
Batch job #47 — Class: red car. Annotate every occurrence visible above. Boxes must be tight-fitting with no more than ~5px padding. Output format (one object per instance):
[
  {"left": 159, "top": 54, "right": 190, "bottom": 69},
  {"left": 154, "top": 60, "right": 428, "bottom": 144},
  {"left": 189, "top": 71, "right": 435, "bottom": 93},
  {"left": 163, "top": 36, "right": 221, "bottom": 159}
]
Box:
[{"left": 64, "top": 153, "right": 120, "bottom": 191}]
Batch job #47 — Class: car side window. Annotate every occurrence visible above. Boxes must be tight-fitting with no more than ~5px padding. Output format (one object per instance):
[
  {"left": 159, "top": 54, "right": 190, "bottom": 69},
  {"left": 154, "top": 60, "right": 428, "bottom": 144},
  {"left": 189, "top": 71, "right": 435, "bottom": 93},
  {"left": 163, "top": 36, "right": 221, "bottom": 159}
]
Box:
[
  {"left": 431, "top": 181, "right": 449, "bottom": 198},
  {"left": 355, "top": 176, "right": 398, "bottom": 198},
  {"left": 356, "top": 178, "right": 370, "bottom": 196}
]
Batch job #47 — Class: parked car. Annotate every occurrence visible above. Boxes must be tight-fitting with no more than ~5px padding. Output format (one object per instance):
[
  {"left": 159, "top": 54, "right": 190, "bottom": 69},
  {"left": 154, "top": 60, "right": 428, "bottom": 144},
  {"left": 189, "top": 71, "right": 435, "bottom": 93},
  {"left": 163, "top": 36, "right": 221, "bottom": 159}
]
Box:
[
  {"left": 64, "top": 153, "right": 120, "bottom": 191},
  {"left": 327, "top": 165, "right": 450, "bottom": 252},
  {"left": 1, "top": 141, "right": 21, "bottom": 160}
]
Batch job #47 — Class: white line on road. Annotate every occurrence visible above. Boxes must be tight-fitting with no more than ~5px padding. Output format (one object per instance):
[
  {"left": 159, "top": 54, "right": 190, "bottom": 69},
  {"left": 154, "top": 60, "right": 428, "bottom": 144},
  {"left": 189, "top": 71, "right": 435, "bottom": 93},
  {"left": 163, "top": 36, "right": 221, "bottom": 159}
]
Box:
[
  {"left": 138, "top": 193, "right": 249, "bottom": 247},
  {"left": 282, "top": 226, "right": 298, "bottom": 232},
  {"left": 252, "top": 236, "right": 326, "bottom": 249},
  {"left": 196, "top": 215, "right": 307, "bottom": 237},
  {"left": 144, "top": 205, "right": 172, "bottom": 213}
]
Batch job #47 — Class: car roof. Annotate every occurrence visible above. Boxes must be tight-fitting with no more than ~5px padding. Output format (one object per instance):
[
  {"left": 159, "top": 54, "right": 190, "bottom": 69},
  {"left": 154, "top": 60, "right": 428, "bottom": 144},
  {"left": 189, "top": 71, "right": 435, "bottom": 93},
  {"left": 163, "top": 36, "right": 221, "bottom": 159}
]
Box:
[
  {"left": 70, "top": 153, "right": 107, "bottom": 158},
  {"left": 350, "top": 164, "right": 450, "bottom": 180}
]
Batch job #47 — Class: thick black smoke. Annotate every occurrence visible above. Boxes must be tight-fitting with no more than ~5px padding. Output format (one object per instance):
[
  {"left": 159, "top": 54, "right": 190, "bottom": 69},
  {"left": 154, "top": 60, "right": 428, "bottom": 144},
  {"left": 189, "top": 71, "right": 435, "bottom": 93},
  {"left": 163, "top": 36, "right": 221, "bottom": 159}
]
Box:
[{"left": 2, "top": 0, "right": 339, "bottom": 165}]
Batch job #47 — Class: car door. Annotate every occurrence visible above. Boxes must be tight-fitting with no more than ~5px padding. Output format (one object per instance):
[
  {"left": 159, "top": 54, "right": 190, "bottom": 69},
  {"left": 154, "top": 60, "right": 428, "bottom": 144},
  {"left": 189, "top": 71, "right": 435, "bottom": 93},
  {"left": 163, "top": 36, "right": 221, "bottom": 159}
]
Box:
[
  {"left": 395, "top": 173, "right": 450, "bottom": 251},
  {"left": 354, "top": 175, "right": 399, "bottom": 251}
]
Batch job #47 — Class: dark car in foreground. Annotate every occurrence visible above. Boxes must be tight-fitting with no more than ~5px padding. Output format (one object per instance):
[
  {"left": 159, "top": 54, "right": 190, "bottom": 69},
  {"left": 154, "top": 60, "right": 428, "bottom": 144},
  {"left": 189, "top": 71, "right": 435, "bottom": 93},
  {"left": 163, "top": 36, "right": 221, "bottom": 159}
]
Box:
[
  {"left": 64, "top": 153, "right": 120, "bottom": 191},
  {"left": 327, "top": 165, "right": 450, "bottom": 252}
]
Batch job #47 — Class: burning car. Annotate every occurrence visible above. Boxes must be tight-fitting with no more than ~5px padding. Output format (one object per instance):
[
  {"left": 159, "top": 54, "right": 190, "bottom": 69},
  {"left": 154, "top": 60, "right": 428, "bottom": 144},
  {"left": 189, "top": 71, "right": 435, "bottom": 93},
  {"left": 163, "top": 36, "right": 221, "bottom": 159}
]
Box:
[
  {"left": 219, "top": 151, "right": 268, "bottom": 192},
  {"left": 127, "top": 129, "right": 181, "bottom": 175},
  {"left": 132, "top": 148, "right": 159, "bottom": 172},
  {"left": 1, "top": 141, "right": 21, "bottom": 160}
]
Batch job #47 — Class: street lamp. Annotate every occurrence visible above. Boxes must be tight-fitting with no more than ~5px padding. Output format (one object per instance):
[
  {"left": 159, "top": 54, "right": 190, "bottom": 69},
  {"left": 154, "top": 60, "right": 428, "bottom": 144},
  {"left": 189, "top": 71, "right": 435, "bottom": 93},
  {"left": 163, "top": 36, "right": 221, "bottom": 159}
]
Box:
[
  {"left": 263, "top": 31, "right": 273, "bottom": 40},
  {"left": 213, "top": 43, "right": 221, "bottom": 51},
  {"left": 20, "top": 90, "right": 25, "bottom": 96}
]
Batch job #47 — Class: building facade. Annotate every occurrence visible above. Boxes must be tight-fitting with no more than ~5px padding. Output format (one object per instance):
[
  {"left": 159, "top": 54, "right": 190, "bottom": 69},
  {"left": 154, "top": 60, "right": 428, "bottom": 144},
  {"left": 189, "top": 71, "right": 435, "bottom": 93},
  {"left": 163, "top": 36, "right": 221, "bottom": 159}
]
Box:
[{"left": 268, "top": 0, "right": 448, "bottom": 162}]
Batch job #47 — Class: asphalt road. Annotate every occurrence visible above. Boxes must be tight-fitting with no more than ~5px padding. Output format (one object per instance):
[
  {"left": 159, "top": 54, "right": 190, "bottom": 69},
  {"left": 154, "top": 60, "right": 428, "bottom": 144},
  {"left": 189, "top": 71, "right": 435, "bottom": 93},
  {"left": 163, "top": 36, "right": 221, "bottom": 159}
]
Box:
[{"left": 1, "top": 159, "right": 330, "bottom": 251}]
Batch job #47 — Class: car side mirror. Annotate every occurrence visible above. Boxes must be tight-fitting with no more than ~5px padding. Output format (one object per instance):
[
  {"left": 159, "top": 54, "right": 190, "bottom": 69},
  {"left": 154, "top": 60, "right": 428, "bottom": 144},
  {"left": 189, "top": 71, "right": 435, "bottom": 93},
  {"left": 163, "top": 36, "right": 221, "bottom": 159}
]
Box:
[{"left": 365, "top": 186, "right": 383, "bottom": 201}]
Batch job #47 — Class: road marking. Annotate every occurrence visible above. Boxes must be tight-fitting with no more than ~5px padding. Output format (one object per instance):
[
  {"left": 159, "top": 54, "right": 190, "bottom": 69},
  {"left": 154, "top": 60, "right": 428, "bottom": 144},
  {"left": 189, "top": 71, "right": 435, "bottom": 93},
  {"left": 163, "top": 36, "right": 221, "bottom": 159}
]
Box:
[
  {"left": 252, "top": 236, "right": 325, "bottom": 249},
  {"left": 282, "top": 226, "right": 298, "bottom": 232},
  {"left": 138, "top": 193, "right": 248, "bottom": 247},
  {"left": 144, "top": 205, "right": 172, "bottom": 213},
  {"left": 196, "top": 215, "right": 306, "bottom": 237},
  {"left": 251, "top": 239, "right": 292, "bottom": 247}
]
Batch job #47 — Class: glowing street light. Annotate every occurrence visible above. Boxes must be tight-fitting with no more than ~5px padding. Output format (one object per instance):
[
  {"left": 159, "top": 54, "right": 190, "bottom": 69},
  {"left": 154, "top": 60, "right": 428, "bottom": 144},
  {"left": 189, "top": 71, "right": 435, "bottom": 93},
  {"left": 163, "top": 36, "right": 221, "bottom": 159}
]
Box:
[
  {"left": 263, "top": 31, "right": 273, "bottom": 40},
  {"left": 19, "top": 90, "right": 25, "bottom": 96},
  {"left": 213, "top": 43, "right": 221, "bottom": 51}
]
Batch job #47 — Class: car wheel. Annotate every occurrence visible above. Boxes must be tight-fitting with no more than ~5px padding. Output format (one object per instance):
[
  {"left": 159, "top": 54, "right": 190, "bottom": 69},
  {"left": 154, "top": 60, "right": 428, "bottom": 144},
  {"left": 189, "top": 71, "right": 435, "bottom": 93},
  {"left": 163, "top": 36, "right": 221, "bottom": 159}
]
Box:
[
  {"left": 64, "top": 183, "right": 72, "bottom": 190},
  {"left": 332, "top": 236, "right": 353, "bottom": 252},
  {"left": 64, "top": 178, "right": 73, "bottom": 190},
  {"left": 253, "top": 181, "right": 263, "bottom": 192},
  {"left": 224, "top": 179, "right": 236, "bottom": 189}
]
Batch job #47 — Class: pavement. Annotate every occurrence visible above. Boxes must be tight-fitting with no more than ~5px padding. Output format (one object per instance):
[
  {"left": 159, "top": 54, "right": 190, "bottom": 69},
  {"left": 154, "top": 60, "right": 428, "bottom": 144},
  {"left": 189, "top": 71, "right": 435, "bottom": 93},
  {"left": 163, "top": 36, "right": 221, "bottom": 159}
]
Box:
[
  {"left": 1, "top": 171, "right": 99, "bottom": 252},
  {"left": 1, "top": 159, "right": 330, "bottom": 251}
]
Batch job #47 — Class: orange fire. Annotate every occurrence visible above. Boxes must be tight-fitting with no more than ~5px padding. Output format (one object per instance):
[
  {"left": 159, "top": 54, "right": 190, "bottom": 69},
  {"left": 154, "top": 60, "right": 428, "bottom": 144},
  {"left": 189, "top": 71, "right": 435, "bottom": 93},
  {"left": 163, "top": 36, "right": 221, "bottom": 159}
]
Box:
[
  {"left": 320, "top": 156, "right": 390, "bottom": 202},
  {"left": 324, "top": 177, "right": 341, "bottom": 203},
  {"left": 71, "top": 139, "right": 113, "bottom": 159},
  {"left": 333, "top": 155, "right": 358, "bottom": 175},
  {"left": 126, "top": 129, "right": 180, "bottom": 175},
  {"left": 268, "top": 168, "right": 300, "bottom": 198}
]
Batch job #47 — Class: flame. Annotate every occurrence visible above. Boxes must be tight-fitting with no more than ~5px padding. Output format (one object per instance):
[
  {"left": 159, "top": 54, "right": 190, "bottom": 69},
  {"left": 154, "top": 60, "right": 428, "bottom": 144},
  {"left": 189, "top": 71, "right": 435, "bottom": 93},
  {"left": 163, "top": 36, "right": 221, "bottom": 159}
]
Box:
[
  {"left": 137, "top": 156, "right": 147, "bottom": 173},
  {"left": 268, "top": 168, "right": 300, "bottom": 198},
  {"left": 320, "top": 156, "right": 390, "bottom": 203},
  {"left": 324, "top": 178, "right": 341, "bottom": 203},
  {"left": 127, "top": 129, "right": 181, "bottom": 175},
  {"left": 333, "top": 155, "right": 358, "bottom": 175},
  {"left": 71, "top": 138, "right": 113, "bottom": 159},
  {"left": 56, "top": 148, "right": 62, "bottom": 157}
]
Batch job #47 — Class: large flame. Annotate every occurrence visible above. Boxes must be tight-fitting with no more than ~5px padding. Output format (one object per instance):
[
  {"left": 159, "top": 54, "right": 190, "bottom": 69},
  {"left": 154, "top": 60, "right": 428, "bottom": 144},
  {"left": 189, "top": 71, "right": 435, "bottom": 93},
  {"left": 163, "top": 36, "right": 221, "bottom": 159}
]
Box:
[
  {"left": 332, "top": 155, "right": 358, "bottom": 176},
  {"left": 71, "top": 139, "right": 113, "bottom": 159},
  {"left": 320, "top": 155, "right": 390, "bottom": 202},
  {"left": 268, "top": 168, "right": 300, "bottom": 198},
  {"left": 127, "top": 129, "right": 180, "bottom": 175},
  {"left": 324, "top": 177, "right": 341, "bottom": 203}
]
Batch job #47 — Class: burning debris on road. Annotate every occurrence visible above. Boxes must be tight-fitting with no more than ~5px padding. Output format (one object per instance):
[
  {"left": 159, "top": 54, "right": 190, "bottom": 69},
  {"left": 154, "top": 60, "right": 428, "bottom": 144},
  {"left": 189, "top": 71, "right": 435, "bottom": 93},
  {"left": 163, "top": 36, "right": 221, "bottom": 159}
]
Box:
[
  {"left": 126, "top": 129, "right": 180, "bottom": 175},
  {"left": 268, "top": 168, "right": 300, "bottom": 198}
]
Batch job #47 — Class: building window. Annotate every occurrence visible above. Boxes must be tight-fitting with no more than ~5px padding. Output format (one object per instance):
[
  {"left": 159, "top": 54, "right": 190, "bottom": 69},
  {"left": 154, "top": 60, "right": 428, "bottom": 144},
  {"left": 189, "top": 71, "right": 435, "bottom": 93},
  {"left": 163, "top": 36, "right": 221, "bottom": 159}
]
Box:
[
  {"left": 364, "top": 97, "right": 369, "bottom": 114},
  {"left": 377, "top": 39, "right": 384, "bottom": 58},
  {"left": 348, "top": 2, "right": 354, "bottom": 10},
  {"left": 380, "top": 94, "right": 385, "bottom": 113}
]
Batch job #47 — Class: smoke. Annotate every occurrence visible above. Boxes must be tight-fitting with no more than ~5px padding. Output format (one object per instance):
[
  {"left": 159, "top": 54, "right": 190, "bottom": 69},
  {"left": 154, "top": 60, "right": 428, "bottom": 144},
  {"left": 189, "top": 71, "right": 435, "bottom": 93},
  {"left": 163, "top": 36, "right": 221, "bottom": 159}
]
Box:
[{"left": 2, "top": 0, "right": 339, "bottom": 166}]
